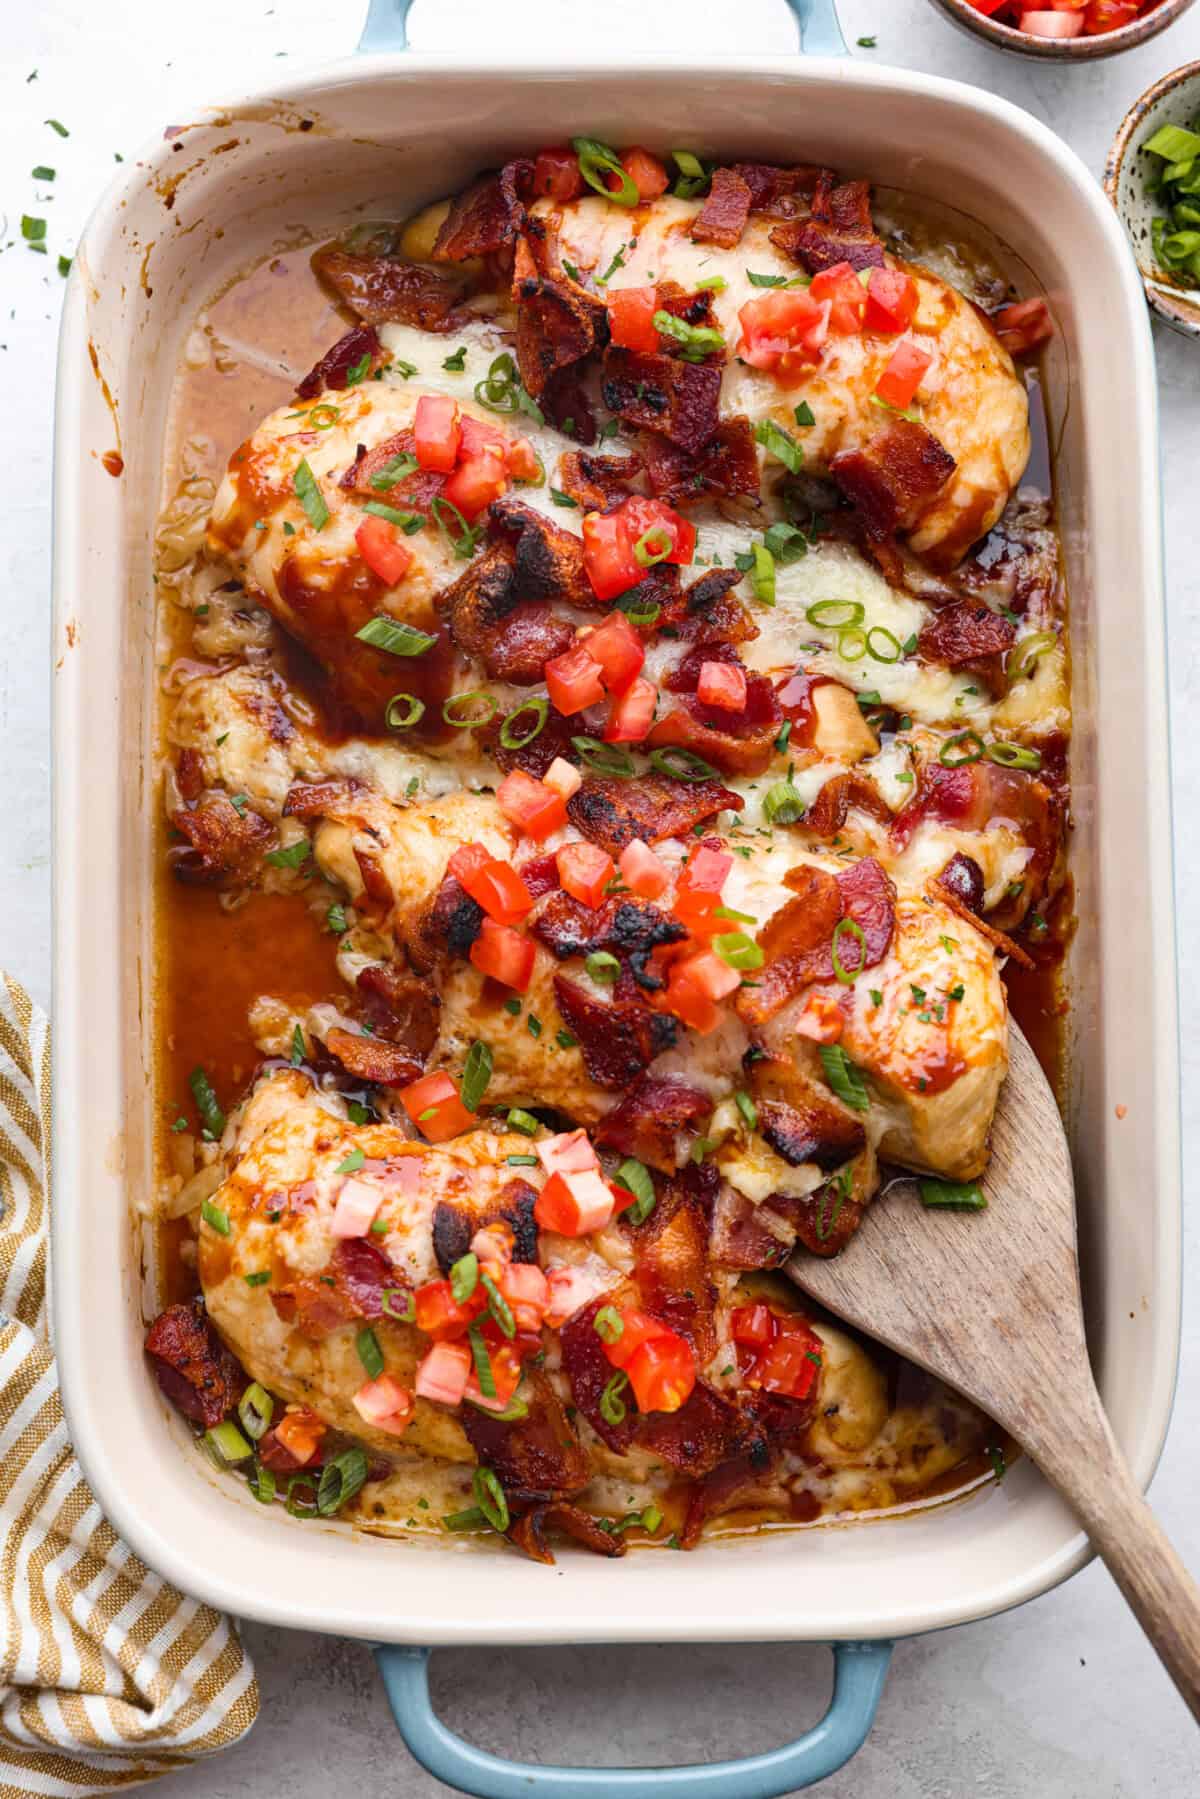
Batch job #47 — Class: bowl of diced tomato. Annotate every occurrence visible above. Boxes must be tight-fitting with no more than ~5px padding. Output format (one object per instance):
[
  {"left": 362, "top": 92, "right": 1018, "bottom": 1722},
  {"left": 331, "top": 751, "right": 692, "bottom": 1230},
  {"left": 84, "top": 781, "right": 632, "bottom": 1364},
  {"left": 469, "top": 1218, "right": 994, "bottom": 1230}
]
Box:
[{"left": 929, "top": 0, "right": 1195, "bottom": 57}]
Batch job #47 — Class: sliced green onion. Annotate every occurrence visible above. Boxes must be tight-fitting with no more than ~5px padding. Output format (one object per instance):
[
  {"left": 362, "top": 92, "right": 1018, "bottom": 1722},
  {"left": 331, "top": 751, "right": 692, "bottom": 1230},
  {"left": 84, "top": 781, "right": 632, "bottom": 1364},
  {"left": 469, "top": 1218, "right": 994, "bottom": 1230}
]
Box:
[
  {"left": 585, "top": 950, "right": 621, "bottom": 984},
  {"left": 613, "top": 1158, "right": 655, "bottom": 1225},
  {"left": 356, "top": 1326, "right": 385, "bottom": 1378},
  {"left": 837, "top": 625, "right": 867, "bottom": 662},
  {"left": 443, "top": 346, "right": 467, "bottom": 372},
  {"left": 763, "top": 521, "right": 809, "bottom": 565},
  {"left": 385, "top": 693, "right": 425, "bottom": 730},
  {"left": 754, "top": 418, "right": 804, "bottom": 474},
  {"left": 918, "top": 1178, "right": 987, "bottom": 1211},
  {"left": 443, "top": 1505, "right": 488, "bottom": 1531},
  {"left": 355, "top": 616, "right": 437, "bottom": 657},
  {"left": 1144, "top": 122, "right": 1200, "bottom": 163},
  {"left": 831, "top": 918, "right": 867, "bottom": 984},
  {"left": 481, "top": 1272, "right": 515, "bottom": 1339},
  {"left": 750, "top": 542, "right": 776, "bottom": 607},
  {"left": 633, "top": 524, "right": 673, "bottom": 567},
  {"left": 599, "top": 1371, "right": 630, "bottom": 1425},
  {"left": 794, "top": 401, "right": 816, "bottom": 427},
  {"left": 443, "top": 689, "right": 498, "bottom": 728},
  {"left": 671, "top": 148, "right": 711, "bottom": 198},
  {"left": 370, "top": 453, "right": 419, "bottom": 489},
  {"left": 763, "top": 777, "right": 804, "bottom": 826},
  {"left": 572, "top": 736, "right": 635, "bottom": 777},
  {"left": 640, "top": 1502, "right": 664, "bottom": 1534},
  {"left": 237, "top": 1383, "right": 274, "bottom": 1441},
  {"left": 382, "top": 1287, "right": 416, "bottom": 1322},
  {"left": 345, "top": 353, "right": 372, "bottom": 385},
  {"left": 244, "top": 1270, "right": 271, "bottom": 1287},
  {"left": 866, "top": 626, "right": 903, "bottom": 663},
  {"left": 814, "top": 1178, "right": 848, "bottom": 1243},
  {"left": 317, "top": 1447, "right": 369, "bottom": 1516},
  {"left": 450, "top": 1253, "right": 479, "bottom": 1305},
  {"left": 1009, "top": 631, "right": 1056, "bottom": 680},
  {"left": 648, "top": 746, "right": 717, "bottom": 783},
  {"left": 285, "top": 1473, "right": 320, "bottom": 1517},
  {"left": 818, "top": 1043, "right": 870, "bottom": 1112},
  {"left": 614, "top": 591, "right": 661, "bottom": 627},
  {"left": 985, "top": 741, "right": 1042, "bottom": 772},
  {"left": 593, "top": 1305, "right": 624, "bottom": 1343},
  {"left": 292, "top": 459, "right": 329, "bottom": 531},
  {"left": 940, "top": 731, "right": 984, "bottom": 768},
  {"left": 468, "top": 1322, "right": 496, "bottom": 1399},
  {"left": 713, "top": 931, "right": 764, "bottom": 972},
  {"left": 573, "top": 136, "right": 638, "bottom": 206},
  {"left": 734, "top": 1090, "right": 758, "bottom": 1131},
  {"left": 506, "top": 1107, "right": 539, "bottom": 1136},
  {"left": 696, "top": 274, "right": 727, "bottom": 292},
  {"left": 499, "top": 695, "right": 549, "bottom": 749},
  {"left": 336, "top": 1147, "right": 365, "bottom": 1174},
  {"left": 653, "top": 309, "right": 725, "bottom": 362},
  {"left": 249, "top": 1461, "right": 276, "bottom": 1504},
  {"left": 461, "top": 1039, "right": 493, "bottom": 1112},
  {"left": 806, "top": 598, "right": 864, "bottom": 629},
  {"left": 307, "top": 403, "right": 340, "bottom": 430},
  {"left": 205, "top": 1420, "right": 252, "bottom": 1464},
  {"left": 200, "top": 1199, "right": 230, "bottom": 1236},
  {"left": 465, "top": 1392, "right": 530, "bottom": 1422},
  {"left": 472, "top": 1465, "right": 510, "bottom": 1531},
  {"left": 189, "top": 1066, "right": 226, "bottom": 1138},
  {"left": 431, "top": 495, "right": 483, "bottom": 560},
  {"left": 363, "top": 500, "right": 425, "bottom": 532},
  {"left": 265, "top": 839, "right": 311, "bottom": 870}
]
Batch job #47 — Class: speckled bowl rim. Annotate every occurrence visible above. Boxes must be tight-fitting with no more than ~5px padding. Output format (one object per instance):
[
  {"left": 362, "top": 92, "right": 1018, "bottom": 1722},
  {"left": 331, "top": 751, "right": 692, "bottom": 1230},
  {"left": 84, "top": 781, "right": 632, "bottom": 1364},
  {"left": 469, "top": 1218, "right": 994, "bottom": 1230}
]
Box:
[
  {"left": 1104, "top": 59, "right": 1200, "bottom": 336},
  {"left": 927, "top": 0, "right": 1196, "bottom": 60}
]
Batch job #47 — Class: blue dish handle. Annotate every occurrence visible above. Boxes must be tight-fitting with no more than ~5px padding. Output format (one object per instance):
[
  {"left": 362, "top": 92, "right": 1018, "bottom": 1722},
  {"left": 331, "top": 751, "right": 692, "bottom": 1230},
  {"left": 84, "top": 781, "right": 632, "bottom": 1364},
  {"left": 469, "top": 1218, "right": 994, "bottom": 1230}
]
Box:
[
  {"left": 374, "top": 1640, "right": 892, "bottom": 1798},
  {"left": 358, "top": 0, "right": 847, "bottom": 56}
]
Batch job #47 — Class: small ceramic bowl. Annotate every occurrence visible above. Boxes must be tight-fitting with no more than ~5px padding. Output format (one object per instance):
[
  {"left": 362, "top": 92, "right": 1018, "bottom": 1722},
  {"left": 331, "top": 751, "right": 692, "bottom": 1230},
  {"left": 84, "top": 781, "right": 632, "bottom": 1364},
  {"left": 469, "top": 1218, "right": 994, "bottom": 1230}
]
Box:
[
  {"left": 1106, "top": 60, "right": 1200, "bottom": 338},
  {"left": 928, "top": 0, "right": 1195, "bottom": 61}
]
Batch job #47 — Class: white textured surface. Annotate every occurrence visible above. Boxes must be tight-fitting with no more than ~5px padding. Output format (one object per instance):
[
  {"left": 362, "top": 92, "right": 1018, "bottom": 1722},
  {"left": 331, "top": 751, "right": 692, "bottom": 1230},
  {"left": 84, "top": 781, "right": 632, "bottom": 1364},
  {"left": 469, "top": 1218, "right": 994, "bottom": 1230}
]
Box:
[{"left": 3, "top": 0, "right": 1198, "bottom": 1790}]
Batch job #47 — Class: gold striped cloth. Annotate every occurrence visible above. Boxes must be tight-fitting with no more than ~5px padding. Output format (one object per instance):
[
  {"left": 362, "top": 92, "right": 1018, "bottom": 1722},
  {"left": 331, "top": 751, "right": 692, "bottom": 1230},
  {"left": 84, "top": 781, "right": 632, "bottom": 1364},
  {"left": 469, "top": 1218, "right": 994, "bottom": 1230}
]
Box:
[{"left": 0, "top": 976, "right": 259, "bottom": 1795}]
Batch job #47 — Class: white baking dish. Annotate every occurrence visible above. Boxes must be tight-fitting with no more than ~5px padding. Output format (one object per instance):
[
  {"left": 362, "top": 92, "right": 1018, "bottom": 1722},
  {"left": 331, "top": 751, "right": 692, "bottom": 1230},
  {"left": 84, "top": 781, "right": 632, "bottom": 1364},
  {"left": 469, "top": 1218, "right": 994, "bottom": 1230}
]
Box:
[{"left": 50, "top": 2, "right": 1179, "bottom": 1789}]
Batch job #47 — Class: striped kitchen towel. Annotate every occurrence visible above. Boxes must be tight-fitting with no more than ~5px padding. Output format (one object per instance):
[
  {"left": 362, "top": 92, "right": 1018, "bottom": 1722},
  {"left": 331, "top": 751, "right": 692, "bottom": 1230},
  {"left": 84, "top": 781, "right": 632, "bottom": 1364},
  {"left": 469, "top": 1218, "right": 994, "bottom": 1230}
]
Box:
[{"left": 0, "top": 975, "right": 259, "bottom": 1795}]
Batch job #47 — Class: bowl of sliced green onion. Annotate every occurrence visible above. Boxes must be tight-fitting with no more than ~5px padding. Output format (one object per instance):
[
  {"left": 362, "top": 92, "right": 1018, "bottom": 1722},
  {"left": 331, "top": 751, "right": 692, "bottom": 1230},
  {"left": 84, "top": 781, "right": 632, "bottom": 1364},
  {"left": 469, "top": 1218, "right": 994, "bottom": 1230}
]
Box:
[{"left": 1106, "top": 60, "right": 1200, "bottom": 337}]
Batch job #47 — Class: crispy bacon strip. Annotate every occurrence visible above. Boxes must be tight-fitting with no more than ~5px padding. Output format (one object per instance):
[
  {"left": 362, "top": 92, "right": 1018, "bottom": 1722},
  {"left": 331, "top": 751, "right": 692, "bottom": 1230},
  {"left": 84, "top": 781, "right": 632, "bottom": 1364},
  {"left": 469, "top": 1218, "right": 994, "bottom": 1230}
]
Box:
[
  {"left": 555, "top": 449, "right": 642, "bottom": 512},
  {"left": 917, "top": 600, "right": 1015, "bottom": 694},
  {"left": 340, "top": 429, "right": 447, "bottom": 516},
  {"left": 540, "top": 367, "right": 597, "bottom": 445},
  {"left": 169, "top": 796, "right": 273, "bottom": 887},
  {"left": 654, "top": 567, "right": 758, "bottom": 647},
  {"left": 271, "top": 1238, "right": 397, "bottom": 1337},
  {"left": 432, "top": 1179, "right": 539, "bottom": 1274},
  {"left": 145, "top": 1301, "right": 243, "bottom": 1428},
  {"left": 553, "top": 975, "right": 679, "bottom": 1090},
  {"left": 559, "top": 1297, "right": 640, "bottom": 1454},
  {"left": 332, "top": 1238, "right": 397, "bottom": 1319},
  {"left": 488, "top": 496, "right": 598, "bottom": 609},
  {"left": 508, "top": 1502, "right": 626, "bottom": 1564},
  {"left": 312, "top": 246, "right": 464, "bottom": 330},
  {"left": 651, "top": 646, "right": 782, "bottom": 777},
  {"left": 594, "top": 1075, "right": 711, "bottom": 1174},
  {"left": 729, "top": 161, "right": 822, "bottom": 215},
  {"left": 459, "top": 1369, "right": 590, "bottom": 1501},
  {"left": 513, "top": 234, "right": 608, "bottom": 399},
  {"left": 532, "top": 893, "right": 686, "bottom": 974},
  {"left": 422, "top": 873, "right": 484, "bottom": 961},
  {"left": 629, "top": 1172, "right": 717, "bottom": 1363},
  {"left": 355, "top": 964, "right": 439, "bottom": 1062},
  {"left": 323, "top": 1027, "right": 422, "bottom": 1089},
  {"left": 788, "top": 1177, "right": 867, "bottom": 1258},
  {"left": 567, "top": 773, "right": 742, "bottom": 858},
  {"left": 739, "top": 858, "right": 895, "bottom": 1026},
  {"left": 601, "top": 348, "right": 722, "bottom": 455},
  {"left": 432, "top": 162, "right": 530, "bottom": 262},
  {"left": 437, "top": 543, "right": 576, "bottom": 683},
  {"left": 640, "top": 1382, "right": 752, "bottom": 1477},
  {"left": 750, "top": 1053, "right": 867, "bottom": 1169},
  {"left": 830, "top": 420, "right": 957, "bottom": 539},
  {"left": 932, "top": 878, "right": 1035, "bottom": 971},
  {"left": 640, "top": 416, "right": 761, "bottom": 507},
  {"left": 801, "top": 771, "right": 894, "bottom": 840},
  {"left": 691, "top": 167, "right": 753, "bottom": 249},
  {"left": 709, "top": 1183, "right": 794, "bottom": 1271},
  {"left": 770, "top": 176, "right": 885, "bottom": 274},
  {"left": 296, "top": 325, "right": 383, "bottom": 400}
]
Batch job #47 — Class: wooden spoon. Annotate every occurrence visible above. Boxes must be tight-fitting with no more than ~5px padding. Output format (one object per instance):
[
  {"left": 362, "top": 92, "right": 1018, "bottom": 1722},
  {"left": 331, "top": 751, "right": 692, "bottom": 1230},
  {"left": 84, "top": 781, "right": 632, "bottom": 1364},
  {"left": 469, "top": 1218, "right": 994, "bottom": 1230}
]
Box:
[{"left": 786, "top": 1021, "right": 1200, "bottom": 1720}]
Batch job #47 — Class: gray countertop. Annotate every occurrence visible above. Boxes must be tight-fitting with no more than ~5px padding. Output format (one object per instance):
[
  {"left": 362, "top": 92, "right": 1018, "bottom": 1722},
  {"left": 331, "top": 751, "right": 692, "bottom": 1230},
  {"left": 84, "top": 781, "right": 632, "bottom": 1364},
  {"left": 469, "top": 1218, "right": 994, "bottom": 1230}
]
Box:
[{"left": 3, "top": 0, "right": 1197, "bottom": 1790}]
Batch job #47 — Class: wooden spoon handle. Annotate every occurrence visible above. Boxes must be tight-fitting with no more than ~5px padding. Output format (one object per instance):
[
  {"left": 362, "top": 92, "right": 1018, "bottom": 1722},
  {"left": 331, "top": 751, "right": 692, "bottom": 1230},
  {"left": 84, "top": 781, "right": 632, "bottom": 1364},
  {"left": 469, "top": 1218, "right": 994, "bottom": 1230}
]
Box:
[{"left": 1029, "top": 1398, "right": 1200, "bottom": 1723}]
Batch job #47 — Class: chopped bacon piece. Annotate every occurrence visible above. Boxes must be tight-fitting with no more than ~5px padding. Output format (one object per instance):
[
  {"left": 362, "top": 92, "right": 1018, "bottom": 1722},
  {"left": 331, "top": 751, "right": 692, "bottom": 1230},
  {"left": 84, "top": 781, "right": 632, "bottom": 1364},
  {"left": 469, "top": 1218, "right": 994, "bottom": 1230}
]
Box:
[
  {"left": 750, "top": 1053, "right": 867, "bottom": 1169},
  {"left": 539, "top": 366, "right": 597, "bottom": 445},
  {"left": 339, "top": 428, "right": 446, "bottom": 515},
  {"left": 769, "top": 175, "right": 885, "bottom": 274},
  {"left": 789, "top": 1177, "right": 868, "bottom": 1258},
  {"left": 168, "top": 795, "right": 273, "bottom": 888},
  {"left": 629, "top": 1171, "right": 717, "bottom": 1363},
  {"left": 801, "top": 771, "right": 895, "bottom": 839},
  {"left": 932, "top": 878, "right": 1036, "bottom": 971},
  {"left": 917, "top": 601, "right": 1015, "bottom": 693},
  {"left": 709, "top": 1183, "right": 795, "bottom": 1271},
  {"left": 555, "top": 449, "right": 643, "bottom": 512},
  {"left": 738, "top": 858, "right": 896, "bottom": 1027},
  {"left": 332, "top": 1238, "right": 397, "bottom": 1320},
  {"left": 508, "top": 1501, "right": 626, "bottom": 1564},
  {"left": 296, "top": 325, "right": 382, "bottom": 400},
  {"left": 354, "top": 845, "right": 395, "bottom": 914},
  {"left": 830, "top": 419, "right": 957, "bottom": 539},
  {"left": 512, "top": 235, "right": 608, "bottom": 399},
  {"left": 432, "top": 1179, "right": 539, "bottom": 1274},
  {"left": 654, "top": 566, "right": 758, "bottom": 648},
  {"left": 594, "top": 1075, "right": 711, "bottom": 1173},
  {"left": 271, "top": 1238, "right": 397, "bottom": 1337},
  {"left": 891, "top": 762, "right": 1062, "bottom": 932},
  {"left": 459, "top": 1369, "right": 590, "bottom": 1500},
  {"left": 553, "top": 975, "right": 679, "bottom": 1089},
  {"left": 692, "top": 167, "right": 753, "bottom": 248},
  {"left": 640, "top": 415, "right": 761, "bottom": 507},
  {"left": 729, "top": 161, "right": 823, "bottom": 214},
  {"left": 311, "top": 247, "right": 463, "bottom": 330},
  {"left": 432, "top": 161, "right": 531, "bottom": 262},
  {"left": 488, "top": 495, "right": 598, "bottom": 609},
  {"left": 601, "top": 348, "right": 722, "bottom": 455},
  {"left": 936, "top": 850, "right": 986, "bottom": 914},
  {"left": 323, "top": 1027, "right": 422, "bottom": 1089},
  {"left": 637, "top": 1381, "right": 749, "bottom": 1476},
  {"left": 355, "top": 964, "right": 439, "bottom": 1061},
  {"left": 567, "top": 772, "right": 742, "bottom": 858},
  {"left": 559, "top": 1298, "right": 640, "bottom": 1453},
  {"left": 422, "top": 873, "right": 484, "bottom": 963},
  {"left": 437, "top": 543, "right": 576, "bottom": 684},
  {"left": 649, "top": 649, "right": 782, "bottom": 777},
  {"left": 145, "top": 1300, "right": 244, "bottom": 1428},
  {"left": 992, "top": 297, "right": 1054, "bottom": 358},
  {"left": 175, "top": 748, "right": 205, "bottom": 803}
]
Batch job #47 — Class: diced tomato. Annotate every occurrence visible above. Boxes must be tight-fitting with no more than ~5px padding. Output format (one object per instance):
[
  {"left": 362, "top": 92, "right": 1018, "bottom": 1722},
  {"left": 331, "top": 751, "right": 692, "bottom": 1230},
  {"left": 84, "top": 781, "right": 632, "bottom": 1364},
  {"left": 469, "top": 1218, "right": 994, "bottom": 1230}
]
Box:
[
  {"left": 544, "top": 1264, "right": 611, "bottom": 1328},
  {"left": 496, "top": 769, "right": 568, "bottom": 840},
  {"left": 656, "top": 961, "right": 720, "bottom": 1034},
  {"left": 810, "top": 261, "right": 867, "bottom": 336},
  {"left": 330, "top": 1175, "right": 381, "bottom": 1240},
  {"left": 619, "top": 838, "right": 669, "bottom": 900},
  {"left": 413, "top": 1277, "right": 486, "bottom": 1340},
  {"left": 737, "top": 287, "right": 831, "bottom": 374},
  {"left": 275, "top": 1406, "right": 327, "bottom": 1465},
  {"left": 730, "top": 1303, "right": 776, "bottom": 1346},
  {"left": 535, "top": 1168, "right": 615, "bottom": 1236},
  {"left": 458, "top": 414, "right": 539, "bottom": 484},
  {"left": 745, "top": 1315, "right": 823, "bottom": 1402},
  {"left": 463, "top": 1323, "right": 524, "bottom": 1411},
  {"left": 469, "top": 916, "right": 536, "bottom": 992},
  {"left": 614, "top": 147, "right": 669, "bottom": 201},
  {"left": 498, "top": 1261, "right": 551, "bottom": 1332},
  {"left": 683, "top": 844, "right": 732, "bottom": 894},
  {"left": 414, "top": 1340, "right": 472, "bottom": 1406},
  {"left": 556, "top": 840, "right": 616, "bottom": 909},
  {"left": 1083, "top": 0, "right": 1140, "bottom": 29},
  {"left": 874, "top": 339, "right": 933, "bottom": 411},
  {"left": 993, "top": 296, "right": 1054, "bottom": 357},
  {"left": 1018, "top": 8, "right": 1085, "bottom": 32},
  {"left": 443, "top": 447, "right": 509, "bottom": 520},
  {"left": 864, "top": 266, "right": 919, "bottom": 335},
  {"left": 400, "top": 1071, "right": 475, "bottom": 1143},
  {"left": 546, "top": 642, "right": 606, "bottom": 715},
  {"left": 584, "top": 610, "right": 646, "bottom": 695},
  {"left": 607, "top": 284, "right": 661, "bottom": 353},
  {"left": 543, "top": 756, "right": 582, "bottom": 801},
  {"left": 696, "top": 660, "right": 748, "bottom": 712},
  {"left": 506, "top": 435, "right": 541, "bottom": 483},
  {"left": 352, "top": 1374, "right": 414, "bottom": 1436},
  {"left": 673, "top": 844, "right": 732, "bottom": 934},
  {"left": 581, "top": 497, "right": 695, "bottom": 602},
  {"left": 532, "top": 145, "right": 584, "bottom": 202},
  {"left": 355, "top": 515, "right": 414, "bottom": 586},
  {"left": 604, "top": 675, "right": 658, "bottom": 744},
  {"left": 535, "top": 1129, "right": 600, "bottom": 1177},
  {"left": 413, "top": 394, "right": 460, "bottom": 473},
  {"left": 967, "top": 0, "right": 1008, "bottom": 12},
  {"left": 678, "top": 948, "right": 741, "bottom": 1003},
  {"left": 626, "top": 1333, "right": 696, "bottom": 1414},
  {"left": 600, "top": 1307, "right": 675, "bottom": 1371},
  {"left": 449, "top": 844, "right": 535, "bottom": 925},
  {"left": 792, "top": 991, "right": 845, "bottom": 1045}
]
